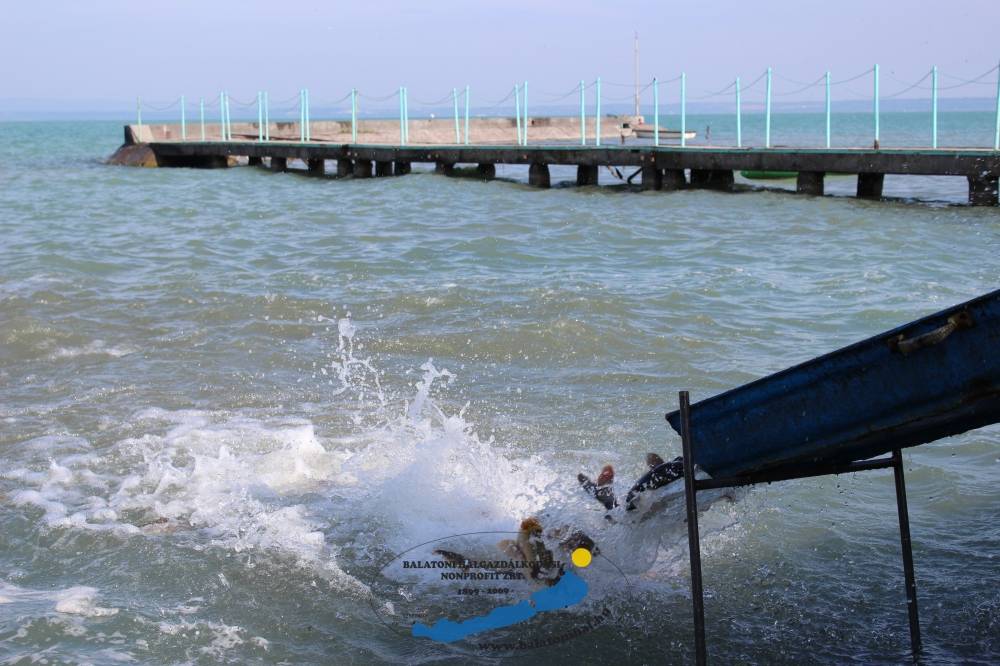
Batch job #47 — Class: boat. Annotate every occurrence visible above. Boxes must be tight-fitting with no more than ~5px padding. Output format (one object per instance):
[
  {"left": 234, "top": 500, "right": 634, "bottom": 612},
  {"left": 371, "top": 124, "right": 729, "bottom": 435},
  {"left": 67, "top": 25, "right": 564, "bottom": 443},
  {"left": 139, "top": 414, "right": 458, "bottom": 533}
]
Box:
[
  {"left": 665, "top": 288, "right": 1000, "bottom": 478},
  {"left": 740, "top": 170, "right": 797, "bottom": 179},
  {"left": 632, "top": 125, "right": 697, "bottom": 141}
]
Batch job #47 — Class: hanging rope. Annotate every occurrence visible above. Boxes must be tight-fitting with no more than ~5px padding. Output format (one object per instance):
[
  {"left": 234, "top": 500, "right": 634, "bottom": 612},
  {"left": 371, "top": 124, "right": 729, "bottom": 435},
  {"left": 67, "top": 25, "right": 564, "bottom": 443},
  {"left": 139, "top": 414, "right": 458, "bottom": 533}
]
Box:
[
  {"left": 884, "top": 70, "right": 933, "bottom": 97},
  {"left": 939, "top": 64, "right": 1000, "bottom": 85},
  {"left": 357, "top": 90, "right": 398, "bottom": 102},
  {"left": 773, "top": 73, "right": 827, "bottom": 97},
  {"left": 313, "top": 90, "right": 355, "bottom": 107},
  {"left": 408, "top": 90, "right": 455, "bottom": 106},
  {"left": 142, "top": 98, "right": 180, "bottom": 111},
  {"left": 689, "top": 80, "right": 737, "bottom": 101},
  {"left": 831, "top": 67, "right": 875, "bottom": 85},
  {"left": 603, "top": 80, "right": 654, "bottom": 101}
]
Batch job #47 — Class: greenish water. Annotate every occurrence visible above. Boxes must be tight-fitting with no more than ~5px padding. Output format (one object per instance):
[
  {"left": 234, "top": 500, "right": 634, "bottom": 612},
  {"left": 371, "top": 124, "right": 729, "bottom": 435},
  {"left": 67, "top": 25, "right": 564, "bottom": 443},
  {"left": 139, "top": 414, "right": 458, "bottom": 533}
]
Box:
[{"left": 0, "top": 117, "right": 998, "bottom": 664}]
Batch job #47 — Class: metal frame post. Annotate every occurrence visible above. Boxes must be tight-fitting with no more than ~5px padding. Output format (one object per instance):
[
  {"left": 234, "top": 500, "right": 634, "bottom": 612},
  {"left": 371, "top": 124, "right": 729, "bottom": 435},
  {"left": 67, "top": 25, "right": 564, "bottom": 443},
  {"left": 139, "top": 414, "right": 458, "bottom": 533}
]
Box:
[
  {"left": 874, "top": 63, "right": 880, "bottom": 147},
  {"left": 264, "top": 91, "right": 269, "bottom": 141},
  {"left": 514, "top": 83, "right": 522, "bottom": 146},
  {"left": 464, "top": 85, "right": 470, "bottom": 145},
  {"left": 180, "top": 95, "right": 186, "bottom": 140},
  {"left": 931, "top": 66, "right": 938, "bottom": 149},
  {"left": 399, "top": 87, "right": 405, "bottom": 145},
  {"left": 596, "top": 77, "right": 602, "bottom": 147},
  {"left": 199, "top": 98, "right": 205, "bottom": 141},
  {"left": 994, "top": 60, "right": 999, "bottom": 151},
  {"left": 765, "top": 67, "right": 772, "bottom": 148},
  {"left": 580, "top": 79, "right": 586, "bottom": 146},
  {"left": 219, "top": 92, "right": 225, "bottom": 141},
  {"left": 403, "top": 87, "right": 409, "bottom": 144},
  {"left": 679, "top": 391, "right": 707, "bottom": 665},
  {"left": 257, "top": 91, "right": 263, "bottom": 142},
  {"left": 892, "top": 448, "right": 922, "bottom": 657},
  {"left": 351, "top": 88, "right": 357, "bottom": 143},
  {"left": 300, "top": 90, "right": 305, "bottom": 142},
  {"left": 653, "top": 77, "right": 660, "bottom": 146},
  {"left": 736, "top": 76, "right": 742, "bottom": 148},
  {"left": 305, "top": 88, "right": 311, "bottom": 141},
  {"left": 681, "top": 72, "right": 687, "bottom": 147},
  {"left": 453, "top": 87, "right": 460, "bottom": 144},
  {"left": 825, "top": 71, "right": 831, "bottom": 148}
]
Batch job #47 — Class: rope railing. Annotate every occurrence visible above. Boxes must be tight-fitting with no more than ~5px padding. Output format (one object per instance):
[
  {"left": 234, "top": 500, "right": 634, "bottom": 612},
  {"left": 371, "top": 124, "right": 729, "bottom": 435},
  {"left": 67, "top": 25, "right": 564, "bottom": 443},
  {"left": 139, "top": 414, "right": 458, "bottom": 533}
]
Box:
[{"left": 136, "top": 61, "right": 1000, "bottom": 151}]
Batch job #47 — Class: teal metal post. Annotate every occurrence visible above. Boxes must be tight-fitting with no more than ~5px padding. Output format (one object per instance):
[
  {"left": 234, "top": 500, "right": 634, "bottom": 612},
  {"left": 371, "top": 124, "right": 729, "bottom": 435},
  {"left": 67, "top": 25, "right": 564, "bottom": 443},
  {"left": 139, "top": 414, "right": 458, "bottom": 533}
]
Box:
[
  {"left": 596, "top": 77, "right": 602, "bottom": 147},
  {"left": 736, "top": 76, "right": 742, "bottom": 148},
  {"left": 995, "top": 60, "right": 1000, "bottom": 151},
  {"left": 180, "top": 95, "right": 186, "bottom": 140},
  {"left": 136, "top": 97, "right": 143, "bottom": 143},
  {"left": 464, "top": 85, "right": 470, "bottom": 145},
  {"left": 765, "top": 67, "right": 772, "bottom": 148},
  {"left": 264, "top": 91, "right": 270, "bottom": 141},
  {"left": 226, "top": 92, "right": 232, "bottom": 141},
  {"left": 931, "top": 66, "right": 938, "bottom": 149},
  {"left": 299, "top": 90, "right": 305, "bottom": 142},
  {"left": 825, "top": 71, "right": 831, "bottom": 148},
  {"left": 453, "top": 88, "right": 460, "bottom": 144},
  {"left": 874, "top": 63, "right": 880, "bottom": 146},
  {"left": 219, "top": 92, "right": 225, "bottom": 141},
  {"left": 351, "top": 88, "right": 357, "bottom": 143},
  {"left": 579, "top": 79, "right": 586, "bottom": 145},
  {"left": 514, "top": 84, "right": 522, "bottom": 146},
  {"left": 403, "top": 87, "right": 409, "bottom": 144},
  {"left": 522, "top": 80, "right": 529, "bottom": 145},
  {"left": 680, "top": 72, "right": 687, "bottom": 147},
  {"left": 257, "top": 91, "right": 263, "bottom": 142},
  {"left": 199, "top": 98, "right": 205, "bottom": 141},
  {"left": 653, "top": 77, "right": 659, "bottom": 146},
  {"left": 305, "top": 88, "right": 311, "bottom": 141}
]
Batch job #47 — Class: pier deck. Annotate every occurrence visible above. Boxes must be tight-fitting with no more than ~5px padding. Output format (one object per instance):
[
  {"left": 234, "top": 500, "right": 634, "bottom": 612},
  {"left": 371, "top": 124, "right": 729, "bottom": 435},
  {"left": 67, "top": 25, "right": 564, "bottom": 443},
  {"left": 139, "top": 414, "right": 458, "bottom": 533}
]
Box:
[{"left": 115, "top": 123, "right": 1000, "bottom": 205}]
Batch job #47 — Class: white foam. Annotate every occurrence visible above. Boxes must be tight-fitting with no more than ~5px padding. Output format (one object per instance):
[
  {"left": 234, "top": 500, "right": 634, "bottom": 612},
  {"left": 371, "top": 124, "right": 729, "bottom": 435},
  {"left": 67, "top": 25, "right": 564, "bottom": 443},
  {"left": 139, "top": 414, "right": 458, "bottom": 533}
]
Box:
[
  {"left": 54, "top": 586, "right": 119, "bottom": 617},
  {"left": 48, "top": 340, "right": 137, "bottom": 360}
]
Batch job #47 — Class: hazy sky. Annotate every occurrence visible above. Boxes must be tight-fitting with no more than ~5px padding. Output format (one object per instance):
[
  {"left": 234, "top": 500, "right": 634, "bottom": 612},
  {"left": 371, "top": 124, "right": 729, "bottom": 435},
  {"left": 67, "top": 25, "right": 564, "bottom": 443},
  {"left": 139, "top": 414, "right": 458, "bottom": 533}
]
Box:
[{"left": 1, "top": 0, "right": 997, "bottom": 110}]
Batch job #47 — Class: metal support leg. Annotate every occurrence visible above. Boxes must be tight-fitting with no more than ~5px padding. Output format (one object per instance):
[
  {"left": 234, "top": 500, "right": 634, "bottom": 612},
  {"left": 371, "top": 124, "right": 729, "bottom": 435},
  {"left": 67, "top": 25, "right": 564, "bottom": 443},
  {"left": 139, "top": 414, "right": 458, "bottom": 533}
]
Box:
[
  {"left": 680, "top": 391, "right": 707, "bottom": 666},
  {"left": 892, "top": 448, "right": 922, "bottom": 660}
]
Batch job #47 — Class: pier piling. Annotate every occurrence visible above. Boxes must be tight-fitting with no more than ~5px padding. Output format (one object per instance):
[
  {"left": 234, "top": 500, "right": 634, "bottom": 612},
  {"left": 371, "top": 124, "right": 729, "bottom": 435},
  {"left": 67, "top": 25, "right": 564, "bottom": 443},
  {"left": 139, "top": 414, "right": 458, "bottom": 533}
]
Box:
[
  {"left": 248, "top": 156, "right": 263, "bottom": 167},
  {"left": 353, "top": 159, "right": 372, "bottom": 178},
  {"left": 307, "top": 158, "right": 325, "bottom": 176},
  {"left": 477, "top": 163, "right": 496, "bottom": 180},
  {"left": 435, "top": 162, "right": 455, "bottom": 176},
  {"left": 395, "top": 161, "right": 411, "bottom": 176},
  {"left": 576, "top": 165, "right": 599, "bottom": 186},
  {"left": 662, "top": 169, "right": 687, "bottom": 190},
  {"left": 968, "top": 175, "right": 999, "bottom": 206},
  {"left": 375, "top": 160, "right": 393, "bottom": 177},
  {"left": 796, "top": 171, "right": 825, "bottom": 196},
  {"left": 857, "top": 173, "right": 885, "bottom": 200},
  {"left": 528, "top": 163, "right": 550, "bottom": 188},
  {"left": 270, "top": 156, "right": 287, "bottom": 172},
  {"left": 690, "top": 169, "right": 734, "bottom": 191},
  {"left": 337, "top": 159, "right": 353, "bottom": 177},
  {"left": 641, "top": 164, "right": 662, "bottom": 190}
]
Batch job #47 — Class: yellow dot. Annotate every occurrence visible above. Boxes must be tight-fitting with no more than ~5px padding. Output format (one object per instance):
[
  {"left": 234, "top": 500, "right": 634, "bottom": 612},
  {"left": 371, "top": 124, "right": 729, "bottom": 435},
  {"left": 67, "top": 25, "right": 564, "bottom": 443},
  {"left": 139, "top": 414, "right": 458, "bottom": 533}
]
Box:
[{"left": 571, "top": 548, "right": 592, "bottom": 568}]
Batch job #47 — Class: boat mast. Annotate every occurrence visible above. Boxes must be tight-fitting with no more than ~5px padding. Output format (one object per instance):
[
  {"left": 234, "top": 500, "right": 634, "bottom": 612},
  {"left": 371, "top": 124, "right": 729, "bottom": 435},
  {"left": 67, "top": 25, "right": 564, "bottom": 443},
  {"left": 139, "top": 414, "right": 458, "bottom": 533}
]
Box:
[{"left": 633, "top": 31, "right": 640, "bottom": 117}]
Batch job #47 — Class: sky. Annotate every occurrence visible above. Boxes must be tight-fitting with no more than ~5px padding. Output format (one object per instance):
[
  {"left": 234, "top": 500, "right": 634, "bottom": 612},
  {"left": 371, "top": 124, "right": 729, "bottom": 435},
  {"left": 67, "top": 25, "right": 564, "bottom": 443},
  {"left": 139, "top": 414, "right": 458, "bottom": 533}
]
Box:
[{"left": 0, "top": 0, "right": 997, "bottom": 115}]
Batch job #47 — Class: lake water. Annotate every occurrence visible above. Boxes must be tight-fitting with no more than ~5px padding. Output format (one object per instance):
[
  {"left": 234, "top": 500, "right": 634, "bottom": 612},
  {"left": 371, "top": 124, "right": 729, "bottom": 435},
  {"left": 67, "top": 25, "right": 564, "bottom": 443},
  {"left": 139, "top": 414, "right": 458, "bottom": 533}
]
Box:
[{"left": 1, "top": 116, "right": 998, "bottom": 664}]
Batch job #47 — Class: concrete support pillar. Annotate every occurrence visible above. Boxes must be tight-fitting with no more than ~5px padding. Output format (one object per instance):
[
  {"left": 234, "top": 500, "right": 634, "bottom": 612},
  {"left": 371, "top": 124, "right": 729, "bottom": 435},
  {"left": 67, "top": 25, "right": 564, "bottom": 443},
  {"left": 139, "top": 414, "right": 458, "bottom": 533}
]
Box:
[
  {"left": 857, "top": 173, "right": 885, "bottom": 200},
  {"left": 270, "top": 157, "right": 287, "bottom": 172},
  {"left": 576, "top": 164, "right": 599, "bottom": 186},
  {"left": 796, "top": 171, "right": 825, "bottom": 196},
  {"left": 248, "top": 156, "right": 263, "bottom": 166},
  {"left": 968, "top": 175, "right": 999, "bottom": 206},
  {"left": 528, "top": 163, "right": 551, "bottom": 188},
  {"left": 477, "top": 163, "right": 496, "bottom": 180},
  {"left": 435, "top": 162, "right": 455, "bottom": 176},
  {"left": 307, "top": 158, "right": 325, "bottom": 176},
  {"left": 690, "top": 169, "right": 734, "bottom": 191},
  {"left": 353, "top": 159, "right": 372, "bottom": 178},
  {"left": 641, "top": 164, "right": 663, "bottom": 191},
  {"left": 337, "top": 159, "right": 353, "bottom": 177},
  {"left": 395, "top": 161, "right": 411, "bottom": 176},
  {"left": 662, "top": 169, "right": 687, "bottom": 191},
  {"left": 375, "top": 161, "right": 393, "bottom": 177}
]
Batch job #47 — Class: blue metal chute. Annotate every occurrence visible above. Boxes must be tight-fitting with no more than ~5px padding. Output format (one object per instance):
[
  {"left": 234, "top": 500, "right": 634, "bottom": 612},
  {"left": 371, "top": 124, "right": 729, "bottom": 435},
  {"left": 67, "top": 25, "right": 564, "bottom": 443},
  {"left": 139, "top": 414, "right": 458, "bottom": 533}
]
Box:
[{"left": 666, "top": 288, "right": 1000, "bottom": 477}]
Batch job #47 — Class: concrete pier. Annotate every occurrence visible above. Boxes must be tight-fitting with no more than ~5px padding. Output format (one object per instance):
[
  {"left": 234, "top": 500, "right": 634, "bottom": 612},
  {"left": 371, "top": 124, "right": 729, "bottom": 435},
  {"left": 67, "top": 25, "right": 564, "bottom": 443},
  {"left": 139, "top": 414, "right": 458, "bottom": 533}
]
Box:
[
  {"left": 353, "top": 159, "right": 372, "bottom": 178},
  {"left": 576, "top": 165, "right": 599, "bottom": 186},
  {"left": 375, "top": 160, "right": 392, "bottom": 177},
  {"left": 857, "top": 173, "right": 885, "bottom": 200},
  {"left": 968, "top": 175, "right": 999, "bottom": 206},
  {"left": 307, "top": 158, "right": 324, "bottom": 176},
  {"left": 528, "top": 163, "right": 550, "bottom": 188},
  {"left": 117, "top": 123, "right": 1000, "bottom": 206},
  {"left": 797, "top": 171, "right": 825, "bottom": 196}
]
